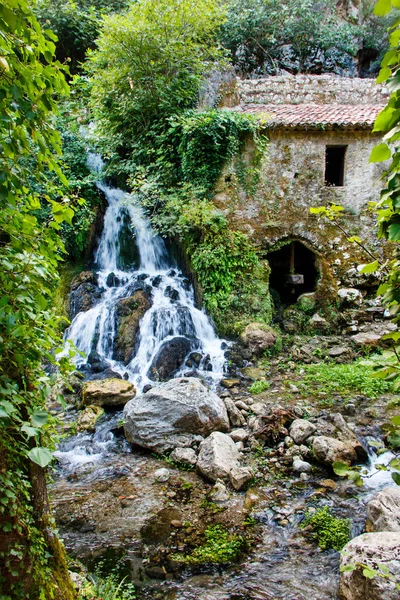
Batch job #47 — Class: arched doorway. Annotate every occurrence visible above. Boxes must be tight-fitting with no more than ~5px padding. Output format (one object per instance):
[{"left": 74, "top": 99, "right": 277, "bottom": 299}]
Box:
[{"left": 267, "top": 241, "right": 319, "bottom": 304}]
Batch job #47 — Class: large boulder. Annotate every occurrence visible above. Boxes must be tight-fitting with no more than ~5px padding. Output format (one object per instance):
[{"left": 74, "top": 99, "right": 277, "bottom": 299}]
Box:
[
  {"left": 114, "top": 290, "right": 152, "bottom": 364},
  {"left": 82, "top": 378, "right": 136, "bottom": 407},
  {"left": 123, "top": 378, "right": 229, "bottom": 453},
  {"left": 339, "top": 532, "right": 400, "bottom": 600},
  {"left": 240, "top": 323, "right": 277, "bottom": 357},
  {"left": 148, "top": 336, "right": 197, "bottom": 381},
  {"left": 197, "top": 432, "right": 240, "bottom": 482},
  {"left": 366, "top": 487, "right": 400, "bottom": 533},
  {"left": 313, "top": 436, "right": 357, "bottom": 466}
]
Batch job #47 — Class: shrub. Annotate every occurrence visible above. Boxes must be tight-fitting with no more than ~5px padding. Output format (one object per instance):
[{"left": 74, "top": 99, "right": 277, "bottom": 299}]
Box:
[{"left": 301, "top": 506, "right": 350, "bottom": 551}]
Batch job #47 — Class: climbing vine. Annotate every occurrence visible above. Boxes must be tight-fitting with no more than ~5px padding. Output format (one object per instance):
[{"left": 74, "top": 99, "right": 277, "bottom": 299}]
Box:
[{"left": 0, "top": 1, "right": 76, "bottom": 596}]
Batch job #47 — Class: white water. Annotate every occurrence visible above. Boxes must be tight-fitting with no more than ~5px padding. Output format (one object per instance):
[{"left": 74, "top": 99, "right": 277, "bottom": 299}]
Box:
[{"left": 64, "top": 154, "right": 227, "bottom": 391}]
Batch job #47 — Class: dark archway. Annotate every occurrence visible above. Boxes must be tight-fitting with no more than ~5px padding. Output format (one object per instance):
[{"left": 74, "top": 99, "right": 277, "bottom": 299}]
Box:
[{"left": 267, "top": 241, "right": 319, "bottom": 304}]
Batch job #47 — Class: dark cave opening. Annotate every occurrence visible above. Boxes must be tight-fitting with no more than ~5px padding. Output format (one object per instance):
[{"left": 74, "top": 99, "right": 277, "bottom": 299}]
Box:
[{"left": 267, "top": 241, "right": 319, "bottom": 305}]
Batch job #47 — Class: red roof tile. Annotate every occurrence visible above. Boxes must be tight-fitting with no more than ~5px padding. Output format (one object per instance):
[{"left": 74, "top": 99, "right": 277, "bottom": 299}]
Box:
[{"left": 232, "top": 104, "right": 383, "bottom": 130}]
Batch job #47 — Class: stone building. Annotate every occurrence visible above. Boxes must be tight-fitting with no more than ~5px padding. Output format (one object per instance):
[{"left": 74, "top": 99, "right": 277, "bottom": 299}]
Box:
[{"left": 217, "top": 75, "right": 389, "bottom": 305}]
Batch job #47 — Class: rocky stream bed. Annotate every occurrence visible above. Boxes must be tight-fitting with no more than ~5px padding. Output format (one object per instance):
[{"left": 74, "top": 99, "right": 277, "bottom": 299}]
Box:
[{"left": 50, "top": 326, "right": 400, "bottom": 600}]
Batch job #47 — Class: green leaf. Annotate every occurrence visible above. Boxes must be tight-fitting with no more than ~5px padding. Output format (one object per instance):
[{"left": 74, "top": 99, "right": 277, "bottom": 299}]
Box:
[
  {"left": 21, "top": 423, "right": 39, "bottom": 438},
  {"left": 333, "top": 461, "right": 349, "bottom": 476},
  {"left": 27, "top": 447, "right": 53, "bottom": 468},
  {"left": 373, "top": 0, "right": 391, "bottom": 15},
  {"left": 392, "top": 472, "right": 400, "bottom": 485},
  {"left": 369, "top": 143, "right": 391, "bottom": 163},
  {"left": 357, "top": 260, "right": 379, "bottom": 274},
  {"left": 390, "top": 458, "right": 400, "bottom": 470},
  {"left": 376, "top": 67, "right": 392, "bottom": 84},
  {"left": 363, "top": 566, "right": 377, "bottom": 579},
  {"left": 388, "top": 223, "right": 400, "bottom": 241},
  {"left": 31, "top": 410, "right": 49, "bottom": 427},
  {"left": 391, "top": 416, "right": 400, "bottom": 426},
  {"left": 340, "top": 564, "right": 356, "bottom": 573}
]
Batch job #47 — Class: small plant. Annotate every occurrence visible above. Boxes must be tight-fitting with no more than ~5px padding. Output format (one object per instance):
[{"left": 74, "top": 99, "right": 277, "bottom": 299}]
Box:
[
  {"left": 170, "top": 525, "right": 244, "bottom": 564},
  {"left": 78, "top": 570, "right": 136, "bottom": 600},
  {"left": 199, "top": 499, "right": 226, "bottom": 513},
  {"left": 301, "top": 506, "right": 350, "bottom": 551},
  {"left": 249, "top": 380, "right": 271, "bottom": 394}
]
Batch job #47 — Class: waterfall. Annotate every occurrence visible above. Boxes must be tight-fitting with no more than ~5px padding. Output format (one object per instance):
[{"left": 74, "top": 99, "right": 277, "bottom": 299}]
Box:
[{"left": 64, "top": 154, "right": 227, "bottom": 391}]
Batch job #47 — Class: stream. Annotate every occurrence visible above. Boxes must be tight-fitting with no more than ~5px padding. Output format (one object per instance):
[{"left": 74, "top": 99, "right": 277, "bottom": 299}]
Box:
[{"left": 53, "top": 155, "right": 397, "bottom": 600}]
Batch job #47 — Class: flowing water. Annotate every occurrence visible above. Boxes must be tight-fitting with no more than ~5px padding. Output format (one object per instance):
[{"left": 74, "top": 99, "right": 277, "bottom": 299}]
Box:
[
  {"left": 64, "top": 154, "right": 226, "bottom": 391},
  {"left": 55, "top": 155, "right": 398, "bottom": 600}
]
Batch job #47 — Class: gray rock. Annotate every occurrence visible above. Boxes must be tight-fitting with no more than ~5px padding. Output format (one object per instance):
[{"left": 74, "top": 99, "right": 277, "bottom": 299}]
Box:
[
  {"left": 293, "top": 459, "right": 312, "bottom": 473},
  {"left": 223, "top": 397, "right": 246, "bottom": 427},
  {"left": 313, "top": 436, "right": 357, "bottom": 466},
  {"left": 197, "top": 432, "right": 240, "bottom": 482},
  {"left": 229, "top": 466, "right": 254, "bottom": 491},
  {"left": 123, "top": 378, "right": 229, "bottom": 453},
  {"left": 154, "top": 468, "right": 170, "bottom": 482},
  {"left": 366, "top": 487, "right": 400, "bottom": 532},
  {"left": 169, "top": 447, "right": 198, "bottom": 467},
  {"left": 309, "top": 313, "right": 328, "bottom": 331},
  {"left": 240, "top": 323, "right": 276, "bottom": 357},
  {"left": 148, "top": 336, "right": 197, "bottom": 381},
  {"left": 289, "top": 419, "right": 317, "bottom": 444},
  {"left": 209, "top": 480, "right": 229, "bottom": 502},
  {"left": 338, "top": 288, "right": 363, "bottom": 307},
  {"left": 339, "top": 532, "right": 400, "bottom": 599},
  {"left": 229, "top": 428, "right": 249, "bottom": 443}
]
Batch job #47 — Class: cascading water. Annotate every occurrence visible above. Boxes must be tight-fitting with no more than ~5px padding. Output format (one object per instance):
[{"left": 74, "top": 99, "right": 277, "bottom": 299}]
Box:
[{"left": 64, "top": 153, "right": 227, "bottom": 391}]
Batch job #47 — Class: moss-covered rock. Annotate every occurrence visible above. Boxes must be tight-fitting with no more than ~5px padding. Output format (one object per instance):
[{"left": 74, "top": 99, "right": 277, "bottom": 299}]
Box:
[{"left": 114, "top": 290, "right": 152, "bottom": 364}]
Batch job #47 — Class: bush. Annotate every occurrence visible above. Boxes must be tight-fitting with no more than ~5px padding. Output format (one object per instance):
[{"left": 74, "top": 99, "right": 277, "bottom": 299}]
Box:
[
  {"left": 301, "top": 506, "right": 350, "bottom": 551},
  {"left": 249, "top": 380, "right": 271, "bottom": 394}
]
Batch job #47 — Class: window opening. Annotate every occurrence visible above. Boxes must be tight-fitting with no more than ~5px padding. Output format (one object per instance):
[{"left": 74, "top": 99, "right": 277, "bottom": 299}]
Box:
[{"left": 325, "top": 145, "right": 347, "bottom": 187}]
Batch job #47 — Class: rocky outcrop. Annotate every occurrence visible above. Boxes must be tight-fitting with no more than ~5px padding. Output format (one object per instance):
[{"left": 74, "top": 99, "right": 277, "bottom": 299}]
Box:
[
  {"left": 76, "top": 405, "right": 104, "bottom": 432},
  {"left": 339, "top": 533, "right": 400, "bottom": 600},
  {"left": 82, "top": 379, "right": 136, "bottom": 407},
  {"left": 239, "top": 323, "right": 277, "bottom": 357},
  {"left": 366, "top": 487, "right": 400, "bottom": 533},
  {"left": 114, "top": 290, "right": 152, "bottom": 364},
  {"left": 313, "top": 436, "right": 357, "bottom": 466},
  {"left": 148, "top": 336, "right": 197, "bottom": 381},
  {"left": 197, "top": 432, "right": 240, "bottom": 482},
  {"left": 123, "top": 378, "right": 230, "bottom": 453},
  {"left": 69, "top": 271, "right": 102, "bottom": 318}
]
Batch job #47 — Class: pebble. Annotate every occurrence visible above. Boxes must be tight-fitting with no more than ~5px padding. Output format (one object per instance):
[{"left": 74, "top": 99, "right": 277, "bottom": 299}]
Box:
[
  {"left": 300, "top": 473, "right": 309, "bottom": 481},
  {"left": 154, "top": 468, "right": 170, "bottom": 482}
]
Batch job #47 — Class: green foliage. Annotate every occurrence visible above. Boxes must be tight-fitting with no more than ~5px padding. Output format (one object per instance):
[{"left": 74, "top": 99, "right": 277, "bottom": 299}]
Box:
[
  {"left": 0, "top": 0, "right": 76, "bottom": 596},
  {"left": 35, "top": 0, "right": 128, "bottom": 74},
  {"left": 301, "top": 506, "right": 350, "bottom": 551},
  {"left": 220, "top": 0, "right": 366, "bottom": 76},
  {"left": 78, "top": 567, "right": 136, "bottom": 599},
  {"left": 301, "top": 359, "right": 392, "bottom": 399},
  {"left": 171, "top": 525, "right": 244, "bottom": 564},
  {"left": 249, "top": 380, "right": 271, "bottom": 394},
  {"left": 87, "top": 0, "right": 226, "bottom": 177}
]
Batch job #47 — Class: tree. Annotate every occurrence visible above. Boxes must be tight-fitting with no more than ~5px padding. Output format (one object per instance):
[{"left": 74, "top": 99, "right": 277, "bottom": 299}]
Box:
[
  {"left": 0, "top": 1, "right": 75, "bottom": 597},
  {"left": 35, "top": 0, "right": 129, "bottom": 75},
  {"left": 220, "top": 0, "right": 385, "bottom": 76},
  {"left": 87, "top": 0, "right": 226, "bottom": 178}
]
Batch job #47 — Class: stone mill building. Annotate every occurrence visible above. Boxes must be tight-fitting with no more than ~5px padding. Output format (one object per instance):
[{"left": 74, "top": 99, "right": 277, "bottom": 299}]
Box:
[{"left": 217, "top": 75, "right": 389, "bottom": 306}]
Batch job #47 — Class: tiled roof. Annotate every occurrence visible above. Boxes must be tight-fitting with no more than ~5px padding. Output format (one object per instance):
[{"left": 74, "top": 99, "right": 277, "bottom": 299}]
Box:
[{"left": 233, "top": 103, "right": 383, "bottom": 130}]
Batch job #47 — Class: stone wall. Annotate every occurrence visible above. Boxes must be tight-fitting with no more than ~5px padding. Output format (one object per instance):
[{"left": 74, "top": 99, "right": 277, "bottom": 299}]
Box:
[
  {"left": 214, "top": 127, "right": 388, "bottom": 296},
  {"left": 233, "top": 75, "right": 388, "bottom": 107}
]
